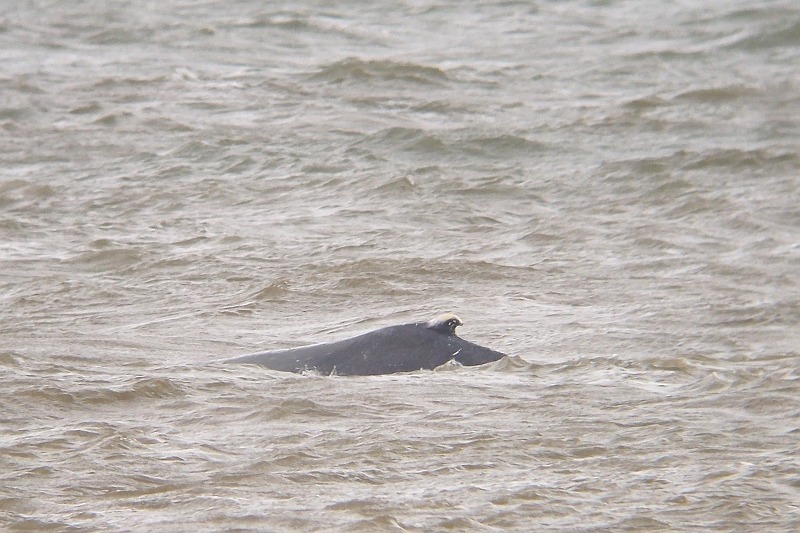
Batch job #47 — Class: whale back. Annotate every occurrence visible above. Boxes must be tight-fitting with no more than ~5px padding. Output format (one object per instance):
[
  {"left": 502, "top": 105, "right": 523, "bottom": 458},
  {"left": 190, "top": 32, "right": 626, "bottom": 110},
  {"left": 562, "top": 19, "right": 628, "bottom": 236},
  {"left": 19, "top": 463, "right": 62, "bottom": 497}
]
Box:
[{"left": 226, "top": 318, "right": 505, "bottom": 376}]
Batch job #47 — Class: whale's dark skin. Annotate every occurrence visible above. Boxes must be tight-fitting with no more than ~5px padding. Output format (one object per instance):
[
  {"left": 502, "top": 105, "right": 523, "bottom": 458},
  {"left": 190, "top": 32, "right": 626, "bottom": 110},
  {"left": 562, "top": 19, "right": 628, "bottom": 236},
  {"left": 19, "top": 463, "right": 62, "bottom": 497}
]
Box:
[{"left": 225, "top": 314, "right": 506, "bottom": 376}]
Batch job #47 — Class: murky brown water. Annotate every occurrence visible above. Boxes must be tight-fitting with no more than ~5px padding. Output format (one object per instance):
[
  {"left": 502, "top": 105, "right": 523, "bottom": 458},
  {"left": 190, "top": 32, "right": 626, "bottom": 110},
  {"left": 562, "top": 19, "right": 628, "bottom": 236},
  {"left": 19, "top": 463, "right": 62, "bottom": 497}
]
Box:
[{"left": 2, "top": 1, "right": 799, "bottom": 531}]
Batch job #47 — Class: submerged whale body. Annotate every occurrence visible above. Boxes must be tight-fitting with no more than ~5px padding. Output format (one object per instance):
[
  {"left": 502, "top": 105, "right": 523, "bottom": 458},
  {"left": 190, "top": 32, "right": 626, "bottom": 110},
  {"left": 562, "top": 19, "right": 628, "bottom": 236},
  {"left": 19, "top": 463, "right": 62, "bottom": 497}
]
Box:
[{"left": 225, "top": 313, "right": 506, "bottom": 376}]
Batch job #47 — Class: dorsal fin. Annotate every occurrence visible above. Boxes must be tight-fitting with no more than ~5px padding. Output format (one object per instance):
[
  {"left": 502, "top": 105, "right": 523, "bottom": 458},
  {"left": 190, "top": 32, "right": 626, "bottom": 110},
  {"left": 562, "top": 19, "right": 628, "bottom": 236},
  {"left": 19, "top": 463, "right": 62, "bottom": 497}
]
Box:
[{"left": 425, "top": 313, "right": 463, "bottom": 335}]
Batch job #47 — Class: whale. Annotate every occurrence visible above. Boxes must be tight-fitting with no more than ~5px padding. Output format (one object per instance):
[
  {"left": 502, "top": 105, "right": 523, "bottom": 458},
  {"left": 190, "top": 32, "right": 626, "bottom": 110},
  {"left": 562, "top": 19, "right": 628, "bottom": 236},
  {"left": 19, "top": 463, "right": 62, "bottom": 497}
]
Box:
[{"left": 225, "top": 313, "right": 506, "bottom": 376}]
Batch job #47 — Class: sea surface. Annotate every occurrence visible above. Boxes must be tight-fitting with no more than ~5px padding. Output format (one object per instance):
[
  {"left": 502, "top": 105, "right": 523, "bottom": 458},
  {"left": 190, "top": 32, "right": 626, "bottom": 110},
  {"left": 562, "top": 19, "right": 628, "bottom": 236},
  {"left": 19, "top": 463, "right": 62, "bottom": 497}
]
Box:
[{"left": 2, "top": 0, "right": 799, "bottom": 531}]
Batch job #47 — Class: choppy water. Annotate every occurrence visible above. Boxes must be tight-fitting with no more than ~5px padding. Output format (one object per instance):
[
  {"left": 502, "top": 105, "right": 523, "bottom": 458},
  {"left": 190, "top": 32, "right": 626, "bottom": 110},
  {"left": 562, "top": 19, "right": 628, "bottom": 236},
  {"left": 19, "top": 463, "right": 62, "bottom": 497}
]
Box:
[{"left": 2, "top": 0, "right": 799, "bottom": 531}]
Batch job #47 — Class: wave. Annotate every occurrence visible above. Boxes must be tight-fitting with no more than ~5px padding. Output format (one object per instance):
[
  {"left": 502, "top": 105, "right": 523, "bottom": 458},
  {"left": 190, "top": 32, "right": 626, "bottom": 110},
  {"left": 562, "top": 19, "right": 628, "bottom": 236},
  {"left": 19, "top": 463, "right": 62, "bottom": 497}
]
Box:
[
  {"left": 69, "top": 247, "right": 145, "bottom": 273},
  {"left": 228, "top": 11, "right": 364, "bottom": 41},
  {"left": 673, "top": 85, "right": 760, "bottom": 103},
  {"left": 730, "top": 19, "right": 800, "bottom": 50},
  {"left": 352, "top": 127, "right": 549, "bottom": 162},
  {"left": 309, "top": 58, "right": 449, "bottom": 86},
  {"left": 15, "top": 377, "right": 186, "bottom": 407}
]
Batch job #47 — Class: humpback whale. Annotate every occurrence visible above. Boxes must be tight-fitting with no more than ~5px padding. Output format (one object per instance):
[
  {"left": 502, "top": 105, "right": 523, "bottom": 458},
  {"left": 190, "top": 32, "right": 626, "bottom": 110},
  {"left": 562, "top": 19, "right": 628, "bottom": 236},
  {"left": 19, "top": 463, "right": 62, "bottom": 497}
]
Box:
[{"left": 225, "top": 313, "right": 506, "bottom": 376}]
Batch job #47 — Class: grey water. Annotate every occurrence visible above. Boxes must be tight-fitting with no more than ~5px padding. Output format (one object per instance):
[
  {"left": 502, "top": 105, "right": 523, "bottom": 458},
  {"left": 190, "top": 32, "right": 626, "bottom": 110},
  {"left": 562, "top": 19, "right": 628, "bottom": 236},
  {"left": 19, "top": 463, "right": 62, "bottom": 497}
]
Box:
[{"left": 1, "top": 0, "right": 799, "bottom": 531}]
